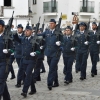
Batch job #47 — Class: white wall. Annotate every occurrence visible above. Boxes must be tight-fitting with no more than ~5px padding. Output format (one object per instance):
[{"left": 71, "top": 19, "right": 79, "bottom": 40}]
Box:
[
  {"left": 0, "top": 0, "right": 28, "bottom": 17},
  {"left": 30, "top": 0, "right": 100, "bottom": 27},
  {"left": 0, "top": 0, "right": 4, "bottom": 6},
  {"left": 31, "top": 0, "right": 44, "bottom": 27},
  {"left": 0, "top": 0, "right": 29, "bottom": 29},
  {"left": 12, "top": 0, "right": 28, "bottom": 16}
]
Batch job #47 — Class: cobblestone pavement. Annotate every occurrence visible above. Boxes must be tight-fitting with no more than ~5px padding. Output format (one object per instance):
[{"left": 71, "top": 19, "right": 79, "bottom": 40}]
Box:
[{"left": 4, "top": 55, "right": 100, "bottom": 100}]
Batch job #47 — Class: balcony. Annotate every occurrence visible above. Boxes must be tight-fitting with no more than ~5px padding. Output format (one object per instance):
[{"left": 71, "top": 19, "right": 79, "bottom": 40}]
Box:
[
  {"left": 43, "top": 1, "right": 58, "bottom": 16},
  {"left": 79, "top": 1, "right": 94, "bottom": 16}
]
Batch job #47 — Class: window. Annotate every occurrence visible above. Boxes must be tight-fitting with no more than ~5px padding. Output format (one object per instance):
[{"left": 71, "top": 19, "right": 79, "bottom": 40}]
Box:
[
  {"left": 4, "top": 0, "right": 11, "bottom": 6},
  {"left": 51, "top": 0, "right": 57, "bottom": 12},
  {"left": 80, "top": 1, "right": 94, "bottom": 13},
  {"left": 43, "top": 1, "right": 58, "bottom": 13},
  {"left": 83, "top": 0, "right": 88, "bottom": 7},
  {"left": 33, "top": 0, "right": 37, "bottom": 5}
]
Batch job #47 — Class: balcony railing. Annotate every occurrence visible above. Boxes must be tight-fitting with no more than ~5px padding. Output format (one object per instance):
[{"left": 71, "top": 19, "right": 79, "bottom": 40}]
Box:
[
  {"left": 43, "top": 1, "right": 58, "bottom": 13},
  {"left": 80, "top": 1, "right": 94, "bottom": 13}
]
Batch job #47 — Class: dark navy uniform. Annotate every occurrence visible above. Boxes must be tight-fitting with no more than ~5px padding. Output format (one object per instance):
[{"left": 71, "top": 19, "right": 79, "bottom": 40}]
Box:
[
  {"left": 13, "top": 26, "right": 40, "bottom": 97},
  {"left": 14, "top": 25, "right": 25, "bottom": 87},
  {"left": 39, "top": 19, "right": 63, "bottom": 90},
  {"left": 33, "top": 36, "right": 45, "bottom": 81},
  {"left": 62, "top": 27, "right": 76, "bottom": 84},
  {"left": 40, "top": 61, "right": 46, "bottom": 73},
  {"left": 14, "top": 24, "right": 24, "bottom": 68},
  {"left": 29, "top": 36, "right": 45, "bottom": 95},
  {"left": 0, "top": 20, "right": 13, "bottom": 100},
  {"left": 74, "top": 30, "right": 81, "bottom": 73},
  {"left": 8, "top": 54, "right": 15, "bottom": 79},
  {"left": 89, "top": 22, "right": 100, "bottom": 77},
  {"left": 75, "top": 22, "right": 89, "bottom": 80}
]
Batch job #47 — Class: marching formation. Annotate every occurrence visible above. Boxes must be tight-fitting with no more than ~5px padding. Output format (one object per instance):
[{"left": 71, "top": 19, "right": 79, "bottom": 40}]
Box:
[{"left": 0, "top": 12, "right": 100, "bottom": 100}]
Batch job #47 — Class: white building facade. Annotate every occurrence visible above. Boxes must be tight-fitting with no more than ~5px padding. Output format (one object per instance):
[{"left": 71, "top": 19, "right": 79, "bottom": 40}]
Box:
[
  {"left": 30, "top": 0, "right": 100, "bottom": 28},
  {"left": 0, "top": 0, "right": 30, "bottom": 29},
  {"left": 1, "top": 0, "right": 100, "bottom": 28}
]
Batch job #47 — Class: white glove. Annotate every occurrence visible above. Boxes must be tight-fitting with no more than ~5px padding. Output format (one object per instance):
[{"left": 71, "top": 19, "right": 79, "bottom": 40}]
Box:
[
  {"left": 97, "top": 41, "right": 100, "bottom": 44},
  {"left": 11, "top": 53, "right": 14, "bottom": 55},
  {"left": 71, "top": 47, "right": 75, "bottom": 51},
  {"left": 84, "top": 41, "right": 89, "bottom": 45},
  {"left": 56, "top": 41, "right": 61, "bottom": 46},
  {"left": 3, "top": 49, "right": 8, "bottom": 54},
  {"left": 30, "top": 52, "right": 36, "bottom": 57},
  {"left": 40, "top": 46, "right": 43, "bottom": 50}
]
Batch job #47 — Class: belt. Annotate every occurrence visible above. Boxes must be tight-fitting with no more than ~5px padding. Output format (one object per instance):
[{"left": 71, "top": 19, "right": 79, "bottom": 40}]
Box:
[
  {"left": 15, "top": 51, "right": 22, "bottom": 55},
  {"left": 23, "top": 56, "right": 35, "bottom": 60},
  {"left": 65, "top": 52, "right": 75, "bottom": 55}
]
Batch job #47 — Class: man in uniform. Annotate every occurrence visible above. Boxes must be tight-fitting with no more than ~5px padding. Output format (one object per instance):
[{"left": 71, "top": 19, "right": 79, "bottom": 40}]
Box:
[
  {"left": 89, "top": 22, "right": 100, "bottom": 77},
  {"left": 39, "top": 19, "right": 63, "bottom": 90},
  {"left": 8, "top": 53, "right": 15, "bottom": 80},
  {"left": 0, "top": 20, "right": 13, "bottom": 100},
  {"left": 13, "top": 26, "right": 40, "bottom": 97},
  {"left": 62, "top": 26, "right": 76, "bottom": 84},
  {"left": 15, "top": 24, "right": 25, "bottom": 87},
  {"left": 75, "top": 22, "right": 89, "bottom": 80}
]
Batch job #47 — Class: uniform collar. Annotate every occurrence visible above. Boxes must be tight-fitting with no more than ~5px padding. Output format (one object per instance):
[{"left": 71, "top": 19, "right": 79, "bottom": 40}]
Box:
[
  {"left": 66, "top": 35, "right": 71, "bottom": 37},
  {"left": 80, "top": 31, "right": 84, "bottom": 34},
  {"left": 26, "top": 36, "right": 31, "bottom": 40},
  {"left": 18, "top": 33, "right": 22, "bottom": 36},
  {"left": 93, "top": 30, "right": 96, "bottom": 32},
  {"left": 50, "top": 29, "right": 55, "bottom": 33}
]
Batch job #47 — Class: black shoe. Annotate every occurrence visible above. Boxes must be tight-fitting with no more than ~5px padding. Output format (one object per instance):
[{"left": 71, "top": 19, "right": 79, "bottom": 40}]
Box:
[
  {"left": 91, "top": 73, "right": 95, "bottom": 77},
  {"left": 10, "top": 76, "right": 15, "bottom": 80},
  {"left": 29, "top": 91, "right": 36, "bottom": 95},
  {"left": 36, "top": 77, "right": 41, "bottom": 81},
  {"left": 64, "top": 80, "right": 73, "bottom": 84},
  {"left": 64, "top": 81, "right": 69, "bottom": 84},
  {"left": 80, "top": 77, "right": 86, "bottom": 80},
  {"left": 94, "top": 73, "right": 97, "bottom": 75},
  {"left": 15, "top": 84, "right": 21, "bottom": 88},
  {"left": 40, "top": 71, "right": 46, "bottom": 73},
  {"left": 52, "top": 83, "right": 59, "bottom": 87},
  {"left": 48, "top": 86, "right": 52, "bottom": 90},
  {"left": 21, "top": 92, "right": 27, "bottom": 98}
]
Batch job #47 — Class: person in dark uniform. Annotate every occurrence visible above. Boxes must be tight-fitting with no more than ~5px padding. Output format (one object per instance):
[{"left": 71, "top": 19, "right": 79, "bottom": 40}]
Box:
[
  {"left": 0, "top": 20, "right": 13, "bottom": 100},
  {"left": 38, "top": 28, "right": 46, "bottom": 73},
  {"left": 14, "top": 24, "right": 24, "bottom": 68},
  {"left": 14, "top": 24, "right": 25, "bottom": 87},
  {"left": 13, "top": 26, "right": 40, "bottom": 98},
  {"left": 74, "top": 29, "right": 81, "bottom": 73},
  {"left": 29, "top": 35, "right": 45, "bottom": 95},
  {"left": 62, "top": 26, "right": 76, "bottom": 84},
  {"left": 8, "top": 54, "right": 15, "bottom": 80},
  {"left": 33, "top": 36, "right": 45, "bottom": 82},
  {"left": 33, "top": 28, "right": 45, "bottom": 82},
  {"left": 40, "top": 61, "right": 46, "bottom": 73},
  {"left": 39, "top": 19, "right": 63, "bottom": 90},
  {"left": 75, "top": 22, "right": 89, "bottom": 80},
  {"left": 89, "top": 22, "right": 100, "bottom": 77}
]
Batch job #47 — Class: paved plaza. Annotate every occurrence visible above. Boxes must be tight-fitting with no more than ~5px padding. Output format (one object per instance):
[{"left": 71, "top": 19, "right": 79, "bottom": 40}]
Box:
[{"left": 6, "top": 55, "right": 100, "bottom": 100}]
